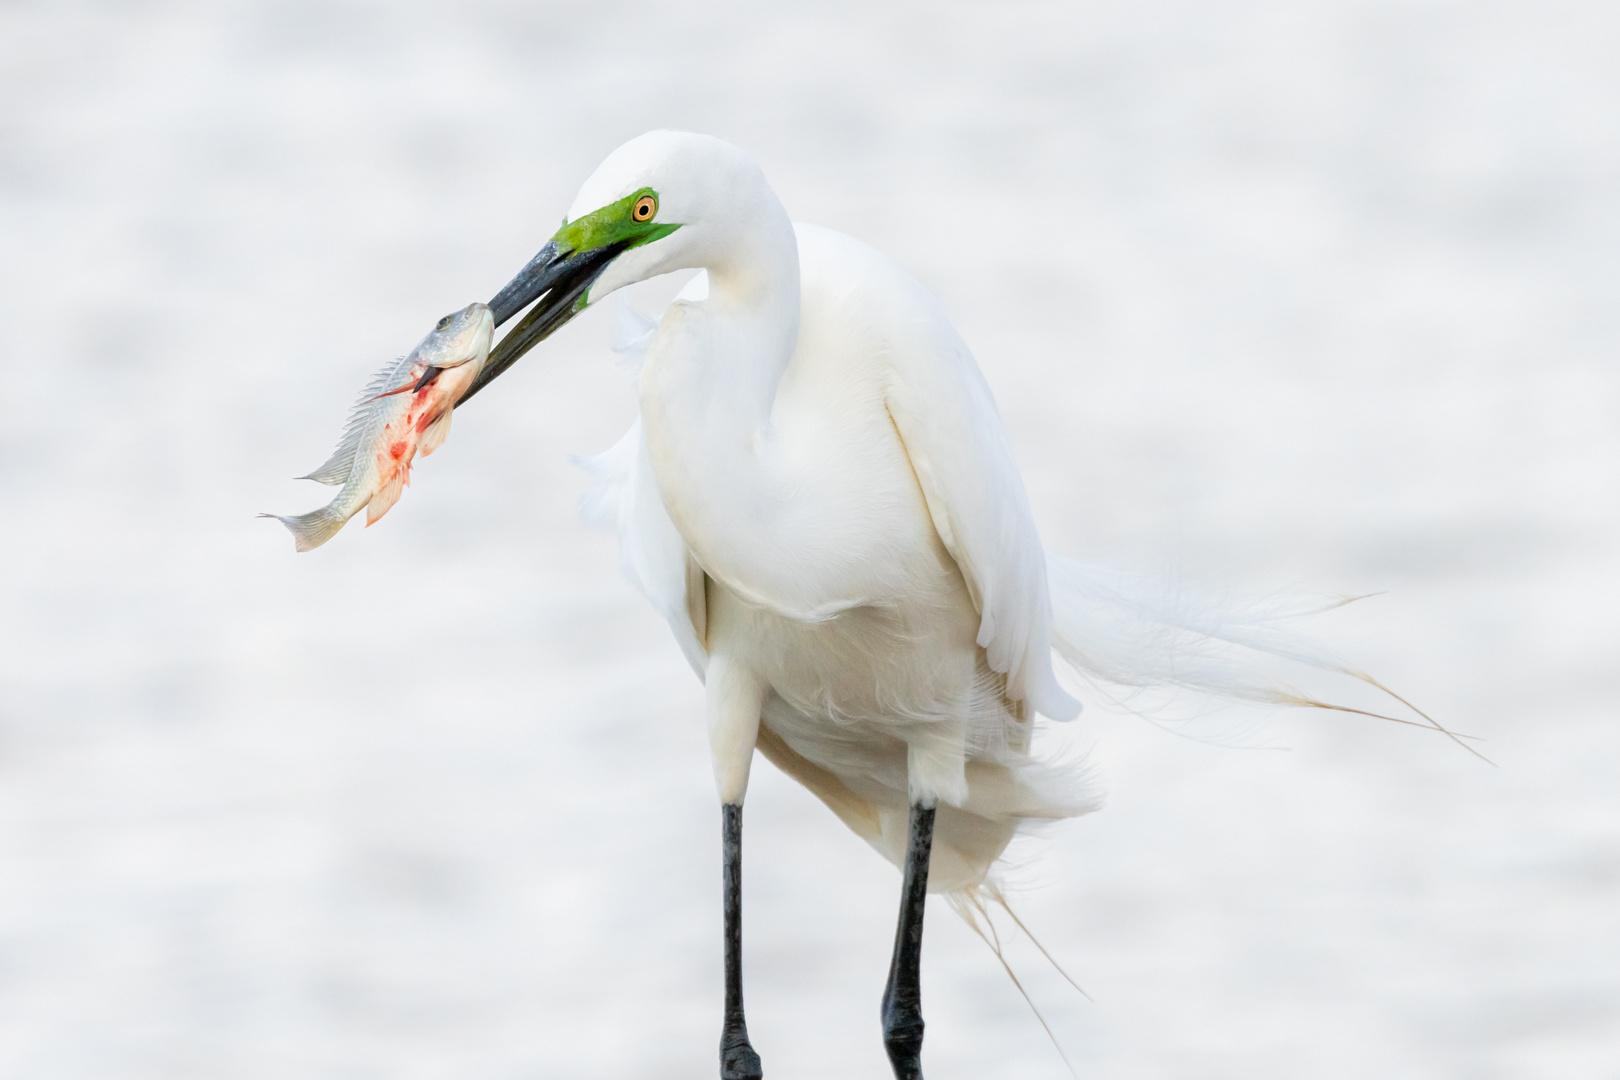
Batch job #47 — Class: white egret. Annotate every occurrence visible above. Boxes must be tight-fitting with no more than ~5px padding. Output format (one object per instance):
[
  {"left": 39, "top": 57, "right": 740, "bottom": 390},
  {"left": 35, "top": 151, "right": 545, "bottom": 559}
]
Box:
[{"left": 456, "top": 130, "right": 1457, "bottom": 1080}]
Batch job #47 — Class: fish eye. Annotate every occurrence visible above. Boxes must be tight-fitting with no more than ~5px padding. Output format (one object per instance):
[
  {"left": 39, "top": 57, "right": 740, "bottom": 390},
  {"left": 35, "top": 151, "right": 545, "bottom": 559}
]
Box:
[
  {"left": 435, "top": 314, "right": 453, "bottom": 330},
  {"left": 632, "top": 194, "right": 657, "bottom": 222}
]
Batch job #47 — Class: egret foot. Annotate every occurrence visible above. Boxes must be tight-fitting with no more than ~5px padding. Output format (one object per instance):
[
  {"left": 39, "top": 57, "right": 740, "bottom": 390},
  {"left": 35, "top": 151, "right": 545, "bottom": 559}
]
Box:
[
  {"left": 720, "top": 803, "right": 764, "bottom": 1079},
  {"left": 720, "top": 1029, "right": 763, "bottom": 1080},
  {"left": 881, "top": 803, "right": 936, "bottom": 1080}
]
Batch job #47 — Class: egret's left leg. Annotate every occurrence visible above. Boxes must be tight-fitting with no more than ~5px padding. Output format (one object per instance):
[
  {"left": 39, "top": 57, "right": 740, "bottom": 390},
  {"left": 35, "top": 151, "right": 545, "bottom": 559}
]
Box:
[{"left": 881, "top": 803, "right": 937, "bottom": 1080}]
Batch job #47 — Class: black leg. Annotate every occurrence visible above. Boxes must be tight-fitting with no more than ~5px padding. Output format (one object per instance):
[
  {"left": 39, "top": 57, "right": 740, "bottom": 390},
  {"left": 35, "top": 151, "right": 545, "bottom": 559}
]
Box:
[
  {"left": 720, "top": 803, "right": 763, "bottom": 1080},
  {"left": 881, "top": 803, "right": 936, "bottom": 1080}
]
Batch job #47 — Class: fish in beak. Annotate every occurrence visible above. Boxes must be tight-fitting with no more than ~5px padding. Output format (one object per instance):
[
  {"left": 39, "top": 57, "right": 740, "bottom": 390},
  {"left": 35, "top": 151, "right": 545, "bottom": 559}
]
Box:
[{"left": 263, "top": 302, "right": 495, "bottom": 551}]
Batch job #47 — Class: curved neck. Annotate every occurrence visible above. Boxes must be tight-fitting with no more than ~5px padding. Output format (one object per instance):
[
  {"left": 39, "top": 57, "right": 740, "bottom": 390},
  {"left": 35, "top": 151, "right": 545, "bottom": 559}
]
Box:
[
  {"left": 646, "top": 203, "right": 801, "bottom": 427},
  {"left": 640, "top": 221, "right": 841, "bottom": 618},
  {"left": 698, "top": 213, "right": 802, "bottom": 411}
]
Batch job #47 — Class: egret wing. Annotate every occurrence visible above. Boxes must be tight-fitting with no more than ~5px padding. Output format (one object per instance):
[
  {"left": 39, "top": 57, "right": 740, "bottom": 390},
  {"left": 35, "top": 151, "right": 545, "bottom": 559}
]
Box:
[
  {"left": 577, "top": 418, "right": 709, "bottom": 676},
  {"left": 798, "top": 225, "right": 1080, "bottom": 720},
  {"left": 577, "top": 294, "right": 710, "bottom": 677}
]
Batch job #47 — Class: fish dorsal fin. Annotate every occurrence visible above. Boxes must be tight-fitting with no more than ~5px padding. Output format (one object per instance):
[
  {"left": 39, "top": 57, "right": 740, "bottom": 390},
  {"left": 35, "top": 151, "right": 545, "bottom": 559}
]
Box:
[{"left": 299, "top": 357, "right": 410, "bottom": 485}]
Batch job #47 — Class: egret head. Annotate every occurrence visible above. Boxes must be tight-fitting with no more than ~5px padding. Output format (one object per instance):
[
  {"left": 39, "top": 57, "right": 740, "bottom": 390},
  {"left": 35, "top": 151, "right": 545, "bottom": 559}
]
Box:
[{"left": 462, "top": 131, "right": 785, "bottom": 403}]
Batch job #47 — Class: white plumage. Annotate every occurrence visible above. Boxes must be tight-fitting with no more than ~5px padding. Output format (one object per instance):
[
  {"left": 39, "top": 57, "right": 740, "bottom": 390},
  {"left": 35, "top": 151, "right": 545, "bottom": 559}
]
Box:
[
  {"left": 580, "top": 247, "right": 1095, "bottom": 893},
  {"left": 562, "top": 132, "right": 1440, "bottom": 899},
  {"left": 454, "top": 130, "right": 1467, "bottom": 1078}
]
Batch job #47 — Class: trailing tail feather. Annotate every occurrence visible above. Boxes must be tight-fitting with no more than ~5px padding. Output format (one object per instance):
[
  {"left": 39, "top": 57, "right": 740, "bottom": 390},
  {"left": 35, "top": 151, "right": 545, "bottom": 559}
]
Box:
[
  {"left": 1044, "top": 556, "right": 1479, "bottom": 756},
  {"left": 949, "top": 885, "right": 1085, "bottom": 1078}
]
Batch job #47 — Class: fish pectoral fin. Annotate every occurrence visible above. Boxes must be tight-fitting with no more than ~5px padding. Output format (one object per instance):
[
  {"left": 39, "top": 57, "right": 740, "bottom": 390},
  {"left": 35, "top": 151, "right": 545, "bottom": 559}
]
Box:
[
  {"left": 418, "top": 409, "right": 454, "bottom": 457},
  {"left": 366, "top": 467, "right": 409, "bottom": 525},
  {"left": 410, "top": 365, "right": 442, "bottom": 394}
]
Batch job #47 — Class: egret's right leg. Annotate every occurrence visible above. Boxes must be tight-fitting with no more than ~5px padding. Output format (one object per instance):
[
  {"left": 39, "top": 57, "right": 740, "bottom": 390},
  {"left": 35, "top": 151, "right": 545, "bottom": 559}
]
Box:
[
  {"left": 707, "top": 655, "right": 766, "bottom": 1080},
  {"left": 720, "top": 802, "right": 762, "bottom": 1080}
]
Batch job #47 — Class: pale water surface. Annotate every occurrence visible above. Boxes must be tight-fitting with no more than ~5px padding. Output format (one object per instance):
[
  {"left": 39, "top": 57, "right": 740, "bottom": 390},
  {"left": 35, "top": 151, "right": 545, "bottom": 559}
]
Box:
[{"left": 1, "top": 2, "right": 1616, "bottom": 1077}]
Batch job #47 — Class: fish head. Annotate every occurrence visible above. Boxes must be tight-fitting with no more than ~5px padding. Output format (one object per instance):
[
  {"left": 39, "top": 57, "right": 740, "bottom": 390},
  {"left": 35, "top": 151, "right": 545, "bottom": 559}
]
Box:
[{"left": 416, "top": 302, "right": 494, "bottom": 370}]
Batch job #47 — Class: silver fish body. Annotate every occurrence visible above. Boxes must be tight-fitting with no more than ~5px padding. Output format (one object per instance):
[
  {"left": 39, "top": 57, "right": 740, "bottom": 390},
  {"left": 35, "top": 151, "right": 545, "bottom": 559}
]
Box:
[{"left": 265, "top": 303, "right": 495, "bottom": 552}]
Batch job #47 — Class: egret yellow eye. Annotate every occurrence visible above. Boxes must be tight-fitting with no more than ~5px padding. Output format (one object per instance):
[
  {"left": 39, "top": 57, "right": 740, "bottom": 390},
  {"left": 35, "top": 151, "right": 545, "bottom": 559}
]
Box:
[{"left": 632, "top": 194, "right": 657, "bottom": 222}]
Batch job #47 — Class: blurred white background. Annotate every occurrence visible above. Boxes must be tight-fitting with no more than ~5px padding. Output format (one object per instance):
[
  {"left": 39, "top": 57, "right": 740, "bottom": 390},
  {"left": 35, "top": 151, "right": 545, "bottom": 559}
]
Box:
[{"left": 2, "top": 1, "right": 1616, "bottom": 1077}]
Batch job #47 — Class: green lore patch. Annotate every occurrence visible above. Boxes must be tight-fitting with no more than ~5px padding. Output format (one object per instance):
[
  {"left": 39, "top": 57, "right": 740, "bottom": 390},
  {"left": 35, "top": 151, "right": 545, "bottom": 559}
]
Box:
[{"left": 552, "top": 187, "right": 681, "bottom": 255}]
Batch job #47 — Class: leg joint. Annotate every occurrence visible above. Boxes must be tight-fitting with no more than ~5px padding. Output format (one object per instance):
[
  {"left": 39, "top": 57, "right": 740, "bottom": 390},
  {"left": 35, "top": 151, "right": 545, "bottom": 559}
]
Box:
[{"left": 882, "top": 1003, "right": 925, "bottom": 1060}]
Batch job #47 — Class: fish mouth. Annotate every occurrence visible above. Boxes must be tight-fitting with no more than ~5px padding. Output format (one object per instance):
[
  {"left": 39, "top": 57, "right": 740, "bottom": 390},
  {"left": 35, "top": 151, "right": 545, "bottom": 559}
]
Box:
[{"left": 457, "top": 238, "right": 631, "bottom": 405}]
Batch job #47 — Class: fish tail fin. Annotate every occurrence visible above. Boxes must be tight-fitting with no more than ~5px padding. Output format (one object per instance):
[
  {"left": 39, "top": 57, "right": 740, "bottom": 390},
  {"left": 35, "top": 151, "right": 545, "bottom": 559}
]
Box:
[
  {"left": 418, "top": 408, "right": 453, "bottom": 457},
  {"left": 366, "top": 466, "right": 408, "bottom": 525},
  {"left": 258, "top": 508, "right": 351, "bottom": 552}
]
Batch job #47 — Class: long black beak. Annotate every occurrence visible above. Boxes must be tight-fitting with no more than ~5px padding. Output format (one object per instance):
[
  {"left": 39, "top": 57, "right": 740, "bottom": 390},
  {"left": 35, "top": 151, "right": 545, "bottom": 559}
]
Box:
[{"left": 458, "top": 237, "right": 630, "bottom": 406}]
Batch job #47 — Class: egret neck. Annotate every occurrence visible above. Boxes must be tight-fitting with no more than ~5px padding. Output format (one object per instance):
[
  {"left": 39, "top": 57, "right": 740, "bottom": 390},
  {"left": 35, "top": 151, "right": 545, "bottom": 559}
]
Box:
[{"left": 636, "top": 216, "right": 852, "bottom": 622}]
